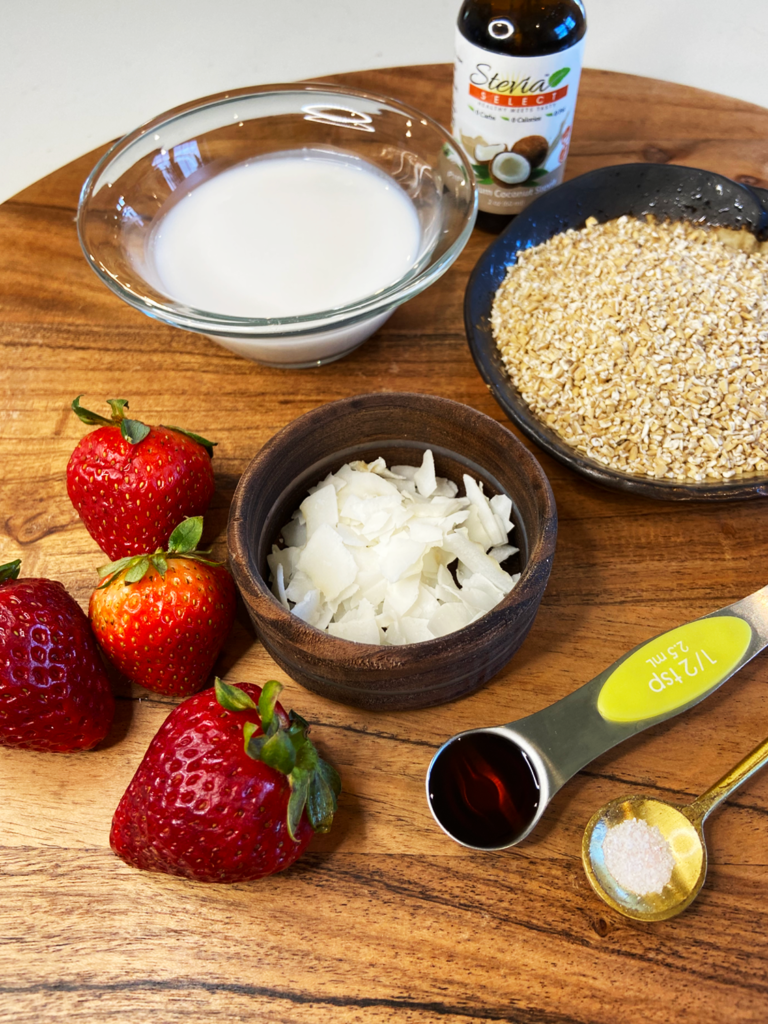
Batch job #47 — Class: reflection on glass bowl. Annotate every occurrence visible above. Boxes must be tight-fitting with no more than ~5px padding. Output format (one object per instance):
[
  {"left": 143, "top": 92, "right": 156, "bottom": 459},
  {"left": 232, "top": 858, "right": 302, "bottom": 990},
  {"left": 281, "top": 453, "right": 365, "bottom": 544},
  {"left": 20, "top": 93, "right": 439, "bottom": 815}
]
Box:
[{"left": 77, "top": 83, "right": 477, "bottom": 368}]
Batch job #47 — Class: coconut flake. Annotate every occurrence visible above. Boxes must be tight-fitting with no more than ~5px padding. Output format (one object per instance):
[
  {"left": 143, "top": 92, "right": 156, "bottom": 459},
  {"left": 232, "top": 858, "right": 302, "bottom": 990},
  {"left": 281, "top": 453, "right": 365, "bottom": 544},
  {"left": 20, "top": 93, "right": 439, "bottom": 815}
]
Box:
[
  {"left": 414, "top": 448, "right": 437, "bottom": 497},
  {"left": 300, "top": 483, "right": 339, "bottom": 538},
  {"left": 273, "top": 562, "right": 289, "bottom": 609},
  {"left": 291, "top": 587, "right": 321, "bottom": 623},
  {"left": 490, "top": 493, "right": 513, "bottom": 534},
  {"left": 281, "top": 512, "right": 307, "bottom": 548},
  {"left": 271, "top": 452, "right": 520, "bottom": 644},
  {"left": 327, "top": 599, "right": 381, "bottom": 644},
  {"left": 429, "top": 601, "right": 471, "bottom": 637},
  {"left": 377, "top": 535, "right": 426, "bottom": 583},
  {"left": 440, "top": 529, "right": 517, "bottom": 595},
  {"left": 488, "top": 543, "right": 518, "bottom": 564},
  {"left": 383, "top": 576, "right": 421, "bottom": 618},
  {"left": 464, "top": 474, "right": 507, "bottom": 547},
  {"left": 296, "top": 523, "right": 358, "bottom": 600}
]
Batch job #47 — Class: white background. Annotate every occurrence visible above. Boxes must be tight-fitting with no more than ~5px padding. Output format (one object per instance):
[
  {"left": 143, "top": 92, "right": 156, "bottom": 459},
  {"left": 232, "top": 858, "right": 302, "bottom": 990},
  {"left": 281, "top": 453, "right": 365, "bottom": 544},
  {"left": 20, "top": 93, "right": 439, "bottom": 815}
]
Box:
[{"left": 4, "top": 0, "right": 768, "bottom": 204}]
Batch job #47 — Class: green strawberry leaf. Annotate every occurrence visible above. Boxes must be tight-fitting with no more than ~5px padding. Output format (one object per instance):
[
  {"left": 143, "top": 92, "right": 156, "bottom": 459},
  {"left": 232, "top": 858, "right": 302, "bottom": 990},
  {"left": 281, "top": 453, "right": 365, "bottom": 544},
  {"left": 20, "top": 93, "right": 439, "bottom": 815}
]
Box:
[
  {"left": 294, "top": 731, "right": 318, "bottom": 772},
  {"left": 163, "top": 425, "right": 217, "bottom": 458},
  {"left": 0, "top": 559, "right": 21, "bottom": 583},
  {"left": 548, "top": 67, "right": 570, "bottom": 88},
  {"left": 167, "top": 517, "right": 204, "bottom": 553},
  {"left": 150, "top": 553, "right": 168, "bottom": 576},
  {"left": 120, "top": 418, "right": 151, "bottom": 445},
  {"left": 288, "top": 709, "right": 309, "bottom": 732},
  {"left": 245, "top": 726, "right": 267, "bottom": 759},
  {"left": 216, "top": 677, "right": 258, "bottom": 712},
  {"left": 258, "top": 680, "right": 283, "bottom": 736},
  {"left": 242, "top": 681, "right": 341, "bottom": 837},
  {"left": 96, "top": 519, "right": 225, "bottom": 589},
  {"left": 307, "top": 769, "right": 338, "bottom": 834},
  {"left": 287, "top": 767, "right": 310, "bottom": 841},
  {"left": 259, "top": 728, "right": 297, "bottom": 775},
  {"left": 71, "top": 395, "right": 113, "bottom": 427},
  {"left": 316, "top": 757, "right": 342, "bottom": 799},
  {"left": 96, "top": 555, "right": 134, "bottom": 581},
  {"left": 124, "top": 557, "right": 150, "bottom": 583}
]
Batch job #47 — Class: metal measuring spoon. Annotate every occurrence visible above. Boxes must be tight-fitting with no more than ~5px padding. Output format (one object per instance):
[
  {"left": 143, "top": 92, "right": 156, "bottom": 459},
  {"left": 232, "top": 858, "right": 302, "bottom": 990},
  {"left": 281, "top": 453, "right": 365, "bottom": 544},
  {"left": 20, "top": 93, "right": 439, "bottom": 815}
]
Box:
[
  {"left": 427, "top": 584, "right": 768, "bottom": 850},
  {"left": 582, "top": 733, "right": 768, "bottom": 921}
]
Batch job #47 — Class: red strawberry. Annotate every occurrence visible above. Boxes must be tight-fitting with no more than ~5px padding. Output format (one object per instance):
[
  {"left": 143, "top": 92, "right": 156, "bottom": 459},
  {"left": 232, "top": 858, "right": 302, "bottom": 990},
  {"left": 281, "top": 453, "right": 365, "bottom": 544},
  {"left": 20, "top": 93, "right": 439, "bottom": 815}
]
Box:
[
  {"left": 67, "top": 395, "right": 216, "bottom": 560},
  {"left": 89, "top": 517, "right": 236, "bottom": 697},
  {"left": 110, "top": 678, "right": 341, "bottom": 882},
  {"left": 0, "top": 559, "right": 114, "bottom": 751}
]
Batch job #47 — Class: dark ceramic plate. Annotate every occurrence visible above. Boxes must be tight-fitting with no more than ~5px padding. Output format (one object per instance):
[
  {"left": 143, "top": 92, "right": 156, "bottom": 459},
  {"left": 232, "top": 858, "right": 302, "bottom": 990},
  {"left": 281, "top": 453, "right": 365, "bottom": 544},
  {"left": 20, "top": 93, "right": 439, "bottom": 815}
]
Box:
[{"left": 465, "top": 163, "right": 768, "bottom": 501}]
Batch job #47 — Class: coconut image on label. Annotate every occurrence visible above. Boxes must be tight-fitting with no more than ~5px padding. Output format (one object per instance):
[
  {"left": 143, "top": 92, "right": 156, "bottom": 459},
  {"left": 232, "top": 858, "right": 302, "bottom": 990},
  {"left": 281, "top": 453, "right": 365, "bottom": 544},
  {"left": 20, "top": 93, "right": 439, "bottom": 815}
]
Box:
[
  {"left": 475, "top": 142, "right": 505, "bottom": 165},
  {"left": 512, "top": 136, "right": 548, "bottom": 168},
  {"left": 472, "top": 135, "right": 552, "bottom": 188},
  {"left": 490, "top": 150, "right": 531, "bottom": 186}
]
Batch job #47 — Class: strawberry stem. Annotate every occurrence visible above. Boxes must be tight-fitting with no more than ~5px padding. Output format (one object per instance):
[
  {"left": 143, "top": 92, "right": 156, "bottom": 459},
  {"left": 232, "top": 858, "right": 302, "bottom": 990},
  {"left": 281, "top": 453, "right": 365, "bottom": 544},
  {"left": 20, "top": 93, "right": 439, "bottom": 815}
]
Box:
[
  {"left": 0, "top": 559, "right": 21, "bottom": 583},
  {"left": 95, "top": 517, "right": 223, "bottom": 587},
  {"left": 214, "top": 678, "right": 341, "bottom": 841},
  {"left": 71, "top": 397, "right": 216, "bottom": 454},
  {"left": 106, "top": 399, "right": 130, "bottom": 420},
  {"left": 71, "top": 394, "right": 114, "bottom": 427},
  {"left": 71, "top": 395, "right": 149, "bottom": 445}
]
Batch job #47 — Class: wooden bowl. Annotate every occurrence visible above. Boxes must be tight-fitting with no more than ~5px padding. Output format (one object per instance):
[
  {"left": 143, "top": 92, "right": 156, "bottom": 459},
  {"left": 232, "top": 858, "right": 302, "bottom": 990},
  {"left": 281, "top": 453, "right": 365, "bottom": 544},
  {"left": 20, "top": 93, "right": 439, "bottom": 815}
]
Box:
[{"left": 227, "top": 392, "right": 557, "bottom": 710}]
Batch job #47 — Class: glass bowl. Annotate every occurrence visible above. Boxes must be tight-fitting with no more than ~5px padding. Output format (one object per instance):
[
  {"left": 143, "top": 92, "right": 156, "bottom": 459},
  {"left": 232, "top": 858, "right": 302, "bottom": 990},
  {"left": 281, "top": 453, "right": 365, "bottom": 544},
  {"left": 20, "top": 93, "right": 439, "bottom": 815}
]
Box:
[{"left": 77, "top": 83, "right": 477, "bottom": 368}]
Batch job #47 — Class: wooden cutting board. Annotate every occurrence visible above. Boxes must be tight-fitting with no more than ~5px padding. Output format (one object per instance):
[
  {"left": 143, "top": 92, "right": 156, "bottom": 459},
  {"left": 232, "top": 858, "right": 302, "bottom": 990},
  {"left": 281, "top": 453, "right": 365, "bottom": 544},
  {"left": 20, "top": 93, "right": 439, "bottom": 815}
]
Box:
[{"left": 2, "top": 65, "right": 768, "bottom": 1024}]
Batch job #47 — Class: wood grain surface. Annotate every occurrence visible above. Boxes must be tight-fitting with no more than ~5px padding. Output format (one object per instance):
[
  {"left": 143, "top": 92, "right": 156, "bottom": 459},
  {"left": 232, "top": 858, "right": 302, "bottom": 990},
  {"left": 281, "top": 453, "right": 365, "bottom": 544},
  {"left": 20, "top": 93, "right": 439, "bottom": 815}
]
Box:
[{"left": 2, "top": 65, "right": 768, "bottom": 1024}]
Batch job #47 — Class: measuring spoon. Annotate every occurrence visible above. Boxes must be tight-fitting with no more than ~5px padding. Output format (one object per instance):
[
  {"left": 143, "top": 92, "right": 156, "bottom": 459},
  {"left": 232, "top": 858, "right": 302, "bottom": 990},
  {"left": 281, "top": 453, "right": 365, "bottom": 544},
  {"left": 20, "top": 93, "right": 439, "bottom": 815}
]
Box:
[
  {"left": 426, "top": 584, "right": 768, "bottom": 850},
  {"left": 582, "top": 733, "right": 768, "bottom": 921}
]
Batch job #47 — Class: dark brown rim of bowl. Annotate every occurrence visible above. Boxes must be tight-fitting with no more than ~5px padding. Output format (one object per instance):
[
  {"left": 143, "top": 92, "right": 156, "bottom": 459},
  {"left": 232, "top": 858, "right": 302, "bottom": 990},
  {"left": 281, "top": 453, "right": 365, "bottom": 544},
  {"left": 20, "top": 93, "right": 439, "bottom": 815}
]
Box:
[{"left": 227, "top": 392, "right": 557, "bottom": 672}]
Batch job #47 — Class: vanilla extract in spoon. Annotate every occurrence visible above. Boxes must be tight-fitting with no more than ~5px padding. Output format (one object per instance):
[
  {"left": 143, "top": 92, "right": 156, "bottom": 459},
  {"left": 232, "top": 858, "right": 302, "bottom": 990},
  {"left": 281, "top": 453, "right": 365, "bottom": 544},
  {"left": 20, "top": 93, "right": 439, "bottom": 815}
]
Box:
[
  {"left": 427, "top": 731, "right": 540, "bottom": 848},
  {"left": 427, "top": 583, "right": 768, "bottom": 850}
]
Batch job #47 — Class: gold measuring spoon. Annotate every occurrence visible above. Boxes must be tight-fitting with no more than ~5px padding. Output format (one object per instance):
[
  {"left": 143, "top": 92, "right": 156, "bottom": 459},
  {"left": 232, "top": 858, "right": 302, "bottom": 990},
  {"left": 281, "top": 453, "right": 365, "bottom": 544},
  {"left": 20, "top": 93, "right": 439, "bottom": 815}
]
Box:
[{"left": 582, "top": 734, "right": 768, "bottom": 921}]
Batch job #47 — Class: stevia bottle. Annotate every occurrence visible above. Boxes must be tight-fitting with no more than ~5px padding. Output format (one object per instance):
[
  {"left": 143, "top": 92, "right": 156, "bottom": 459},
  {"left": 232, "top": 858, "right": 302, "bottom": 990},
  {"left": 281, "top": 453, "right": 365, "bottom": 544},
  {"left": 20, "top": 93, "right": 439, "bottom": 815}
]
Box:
[{"left": 453, "top": 0, "right": 587, "bottom": 228}]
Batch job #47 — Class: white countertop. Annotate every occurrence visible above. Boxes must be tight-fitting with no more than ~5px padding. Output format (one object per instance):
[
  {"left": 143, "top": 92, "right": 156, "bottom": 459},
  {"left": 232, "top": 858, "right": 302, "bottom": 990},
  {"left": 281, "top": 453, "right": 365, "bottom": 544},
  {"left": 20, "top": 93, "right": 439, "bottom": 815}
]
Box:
[{"left": 3, "top": 0, "right": 768, "bottom": 205}]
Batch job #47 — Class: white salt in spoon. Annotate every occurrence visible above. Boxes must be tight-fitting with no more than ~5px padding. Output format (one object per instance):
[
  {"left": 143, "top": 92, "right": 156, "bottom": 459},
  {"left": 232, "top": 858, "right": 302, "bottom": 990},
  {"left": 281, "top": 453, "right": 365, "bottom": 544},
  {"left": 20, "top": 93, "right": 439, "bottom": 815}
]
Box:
[{"left": 582, "top": 733, "right": 768, "bottom": 921}]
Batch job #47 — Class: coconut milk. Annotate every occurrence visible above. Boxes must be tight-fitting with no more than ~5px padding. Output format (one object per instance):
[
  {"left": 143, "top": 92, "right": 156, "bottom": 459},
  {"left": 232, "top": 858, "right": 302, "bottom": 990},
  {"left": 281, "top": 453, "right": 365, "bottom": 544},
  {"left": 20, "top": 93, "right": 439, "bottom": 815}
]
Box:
[{"left": 148, "top": 151, "right": 422, "bottom": 319}]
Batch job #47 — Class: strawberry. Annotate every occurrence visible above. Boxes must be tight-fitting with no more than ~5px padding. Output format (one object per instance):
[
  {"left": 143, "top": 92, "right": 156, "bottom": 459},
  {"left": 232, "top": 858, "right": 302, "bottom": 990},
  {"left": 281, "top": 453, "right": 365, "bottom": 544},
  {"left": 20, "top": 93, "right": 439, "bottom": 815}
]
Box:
[
  {"left": 110, "top": 677, "right": 341, "bottom": 882},
  {"left": 67, "top": 395, "right": 216, "bottom": 560},
  {"left": 0, "top": 559, "right": 114, "bottom": 751},
  {"left": 89, "top": 517, "right": 236, "bottom": 697}
]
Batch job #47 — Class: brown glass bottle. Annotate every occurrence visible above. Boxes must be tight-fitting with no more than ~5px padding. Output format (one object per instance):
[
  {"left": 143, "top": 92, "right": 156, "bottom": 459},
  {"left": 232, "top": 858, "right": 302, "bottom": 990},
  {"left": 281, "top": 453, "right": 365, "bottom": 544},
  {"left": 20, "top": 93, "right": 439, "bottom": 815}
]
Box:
[{"left": 453, "top": 0, "right": 587, "bottom": 231}]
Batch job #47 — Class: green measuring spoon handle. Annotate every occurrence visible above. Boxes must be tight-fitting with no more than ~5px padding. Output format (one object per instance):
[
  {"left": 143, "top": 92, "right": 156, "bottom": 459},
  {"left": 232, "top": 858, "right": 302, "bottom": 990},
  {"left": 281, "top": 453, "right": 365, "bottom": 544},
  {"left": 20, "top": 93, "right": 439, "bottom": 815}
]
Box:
[
  {"left": 509, "top": 584, "right": 768, "bottom": 793},
  {"left": 685, "top": 733, "right": 768, "bottom": 824}
]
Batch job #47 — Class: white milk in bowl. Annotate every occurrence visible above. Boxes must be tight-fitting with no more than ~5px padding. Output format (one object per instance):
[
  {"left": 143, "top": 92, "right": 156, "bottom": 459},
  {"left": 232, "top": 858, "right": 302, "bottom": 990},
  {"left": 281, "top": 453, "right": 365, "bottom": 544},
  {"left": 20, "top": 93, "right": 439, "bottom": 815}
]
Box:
[{"left": 148, "top": 150, "right": 422, "bottom": 321}]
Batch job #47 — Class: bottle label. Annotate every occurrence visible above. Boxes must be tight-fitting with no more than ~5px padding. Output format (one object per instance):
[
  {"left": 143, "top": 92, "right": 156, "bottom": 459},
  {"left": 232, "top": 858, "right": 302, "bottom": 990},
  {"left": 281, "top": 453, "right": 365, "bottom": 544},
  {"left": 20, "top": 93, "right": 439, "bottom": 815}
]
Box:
[
  {"left": 452, "top": 30, "right": 586, "bottom": 215},
  {"left": 596, "top": 615, "right": 753, "bottom": 724}
]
